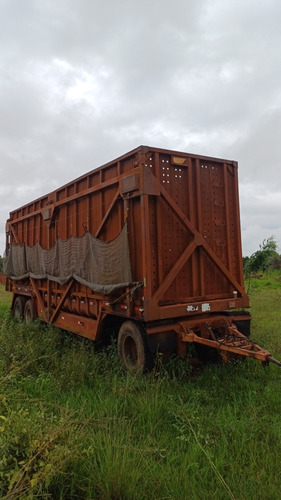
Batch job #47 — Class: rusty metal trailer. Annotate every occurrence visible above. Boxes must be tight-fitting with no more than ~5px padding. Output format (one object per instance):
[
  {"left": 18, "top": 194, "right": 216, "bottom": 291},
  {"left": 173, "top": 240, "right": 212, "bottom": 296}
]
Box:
[{"left": 4, "top": 145, "right": 280, "bottom": 370}]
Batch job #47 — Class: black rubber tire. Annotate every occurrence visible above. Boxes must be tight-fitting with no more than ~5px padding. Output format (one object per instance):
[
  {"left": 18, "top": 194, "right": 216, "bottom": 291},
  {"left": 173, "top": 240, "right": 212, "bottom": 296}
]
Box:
[
  {"left": 13, "top": 296, "right": 26, "bottom": 320},
  {"left": 221, "top": 311, "right": 251, "bottom": 338},
  {"left": 24, "top": 299, "right": 37, "bottom": 323},
  {"left": 117, "top": 321, "right": 150, "bottom": 373},
  {"left": 195, "top": 343, "right": 219, "bottom": 363}
]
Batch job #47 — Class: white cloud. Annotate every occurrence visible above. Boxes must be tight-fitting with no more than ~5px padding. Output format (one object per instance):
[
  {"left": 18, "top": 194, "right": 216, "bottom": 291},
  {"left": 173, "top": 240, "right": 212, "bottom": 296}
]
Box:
[{"left": 1, "top": 0, "right": 281, "bottom": 258}]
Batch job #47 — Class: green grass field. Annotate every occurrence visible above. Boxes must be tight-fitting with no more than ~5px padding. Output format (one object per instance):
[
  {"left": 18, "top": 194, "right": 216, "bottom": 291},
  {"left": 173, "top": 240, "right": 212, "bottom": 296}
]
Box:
[{"left": 0, "top": 277, "right": 281, "bottom": 500}]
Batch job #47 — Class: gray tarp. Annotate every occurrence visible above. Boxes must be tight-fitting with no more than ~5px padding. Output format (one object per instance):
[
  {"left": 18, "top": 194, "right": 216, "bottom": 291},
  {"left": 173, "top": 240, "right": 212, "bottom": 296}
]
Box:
[{"left": 4, "top": 222, "right": 136, "bottom": 294}]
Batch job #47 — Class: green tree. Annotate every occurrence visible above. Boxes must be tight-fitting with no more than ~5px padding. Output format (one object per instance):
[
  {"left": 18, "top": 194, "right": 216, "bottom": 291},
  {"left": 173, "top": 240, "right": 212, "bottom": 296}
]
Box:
[
  {"left": 244, "top": 236, "right": 279, "bottom": 276},
  {"left": 268, "top": 254, "right": 281, "bottom": 270},
  {"left": 0, "top": 255, "right": 3, "bottom": 274}
]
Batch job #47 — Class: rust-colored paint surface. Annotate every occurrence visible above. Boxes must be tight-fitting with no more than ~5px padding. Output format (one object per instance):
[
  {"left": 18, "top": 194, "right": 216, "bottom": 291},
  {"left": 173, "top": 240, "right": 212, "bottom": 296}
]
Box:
[{"left": 5, "top": 145, "right": 250, "bottom": 347}]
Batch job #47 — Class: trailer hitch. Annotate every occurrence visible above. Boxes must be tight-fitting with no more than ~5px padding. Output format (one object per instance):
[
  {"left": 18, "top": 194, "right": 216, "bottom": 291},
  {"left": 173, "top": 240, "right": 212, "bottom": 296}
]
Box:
[
  {"left": 264, "top": 356, "right": 281, "bottom": 367},
  {"left": 178, "top": 318, "right": 281, "bottom": 367}
]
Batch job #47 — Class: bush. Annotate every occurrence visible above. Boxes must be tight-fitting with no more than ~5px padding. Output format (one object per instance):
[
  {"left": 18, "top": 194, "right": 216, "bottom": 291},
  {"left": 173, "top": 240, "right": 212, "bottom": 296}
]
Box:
[{"left": 244, "top": 236, "right": 280, "bottom": 276}]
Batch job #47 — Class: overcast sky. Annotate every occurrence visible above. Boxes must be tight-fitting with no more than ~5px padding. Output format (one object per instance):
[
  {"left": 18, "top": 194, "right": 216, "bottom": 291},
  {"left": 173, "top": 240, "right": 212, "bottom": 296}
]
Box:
[{"left": 1, "top": 0, "right": 281, "bottom": 257}]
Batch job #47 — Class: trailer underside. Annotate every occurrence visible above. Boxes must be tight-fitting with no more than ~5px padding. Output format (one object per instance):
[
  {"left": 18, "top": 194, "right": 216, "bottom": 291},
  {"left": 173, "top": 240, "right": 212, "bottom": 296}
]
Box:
[{"left": 9, "top": 278, "right": 281, "bottom": 370}]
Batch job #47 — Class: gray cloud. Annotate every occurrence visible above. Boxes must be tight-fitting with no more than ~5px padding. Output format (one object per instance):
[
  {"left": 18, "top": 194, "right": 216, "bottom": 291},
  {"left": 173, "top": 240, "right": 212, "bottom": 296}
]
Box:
[{"left": 1, "top": 0, "right": 281, "bottom": 256}]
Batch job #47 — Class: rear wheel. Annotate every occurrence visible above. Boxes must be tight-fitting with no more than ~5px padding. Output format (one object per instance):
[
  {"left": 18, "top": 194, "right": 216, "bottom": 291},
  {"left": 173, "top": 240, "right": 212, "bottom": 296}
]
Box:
[
  {"left": 13, "top": 296, "right": 26, "bottom": 320},
  {"left": 222, "top": 311, "right": 251, "bottom": 338},
  {"left": 117, "top": 321, "right": 150, "bottom": 373},
  {"left": 24, "top": 299, "right": 37, "bottom": 323}
]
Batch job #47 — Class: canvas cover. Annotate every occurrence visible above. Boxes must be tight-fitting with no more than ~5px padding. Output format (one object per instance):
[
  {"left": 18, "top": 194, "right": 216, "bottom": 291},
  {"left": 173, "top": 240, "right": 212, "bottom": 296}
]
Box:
[{"left": 4, "top": 222, "right": 135, "bottom": 294}]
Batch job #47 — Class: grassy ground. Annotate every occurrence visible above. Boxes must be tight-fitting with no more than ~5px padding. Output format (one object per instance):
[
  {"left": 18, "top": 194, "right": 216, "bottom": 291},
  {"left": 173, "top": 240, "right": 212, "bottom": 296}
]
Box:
[{"left": 0, "top": 279, "right": 281, "bottom": 500}]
